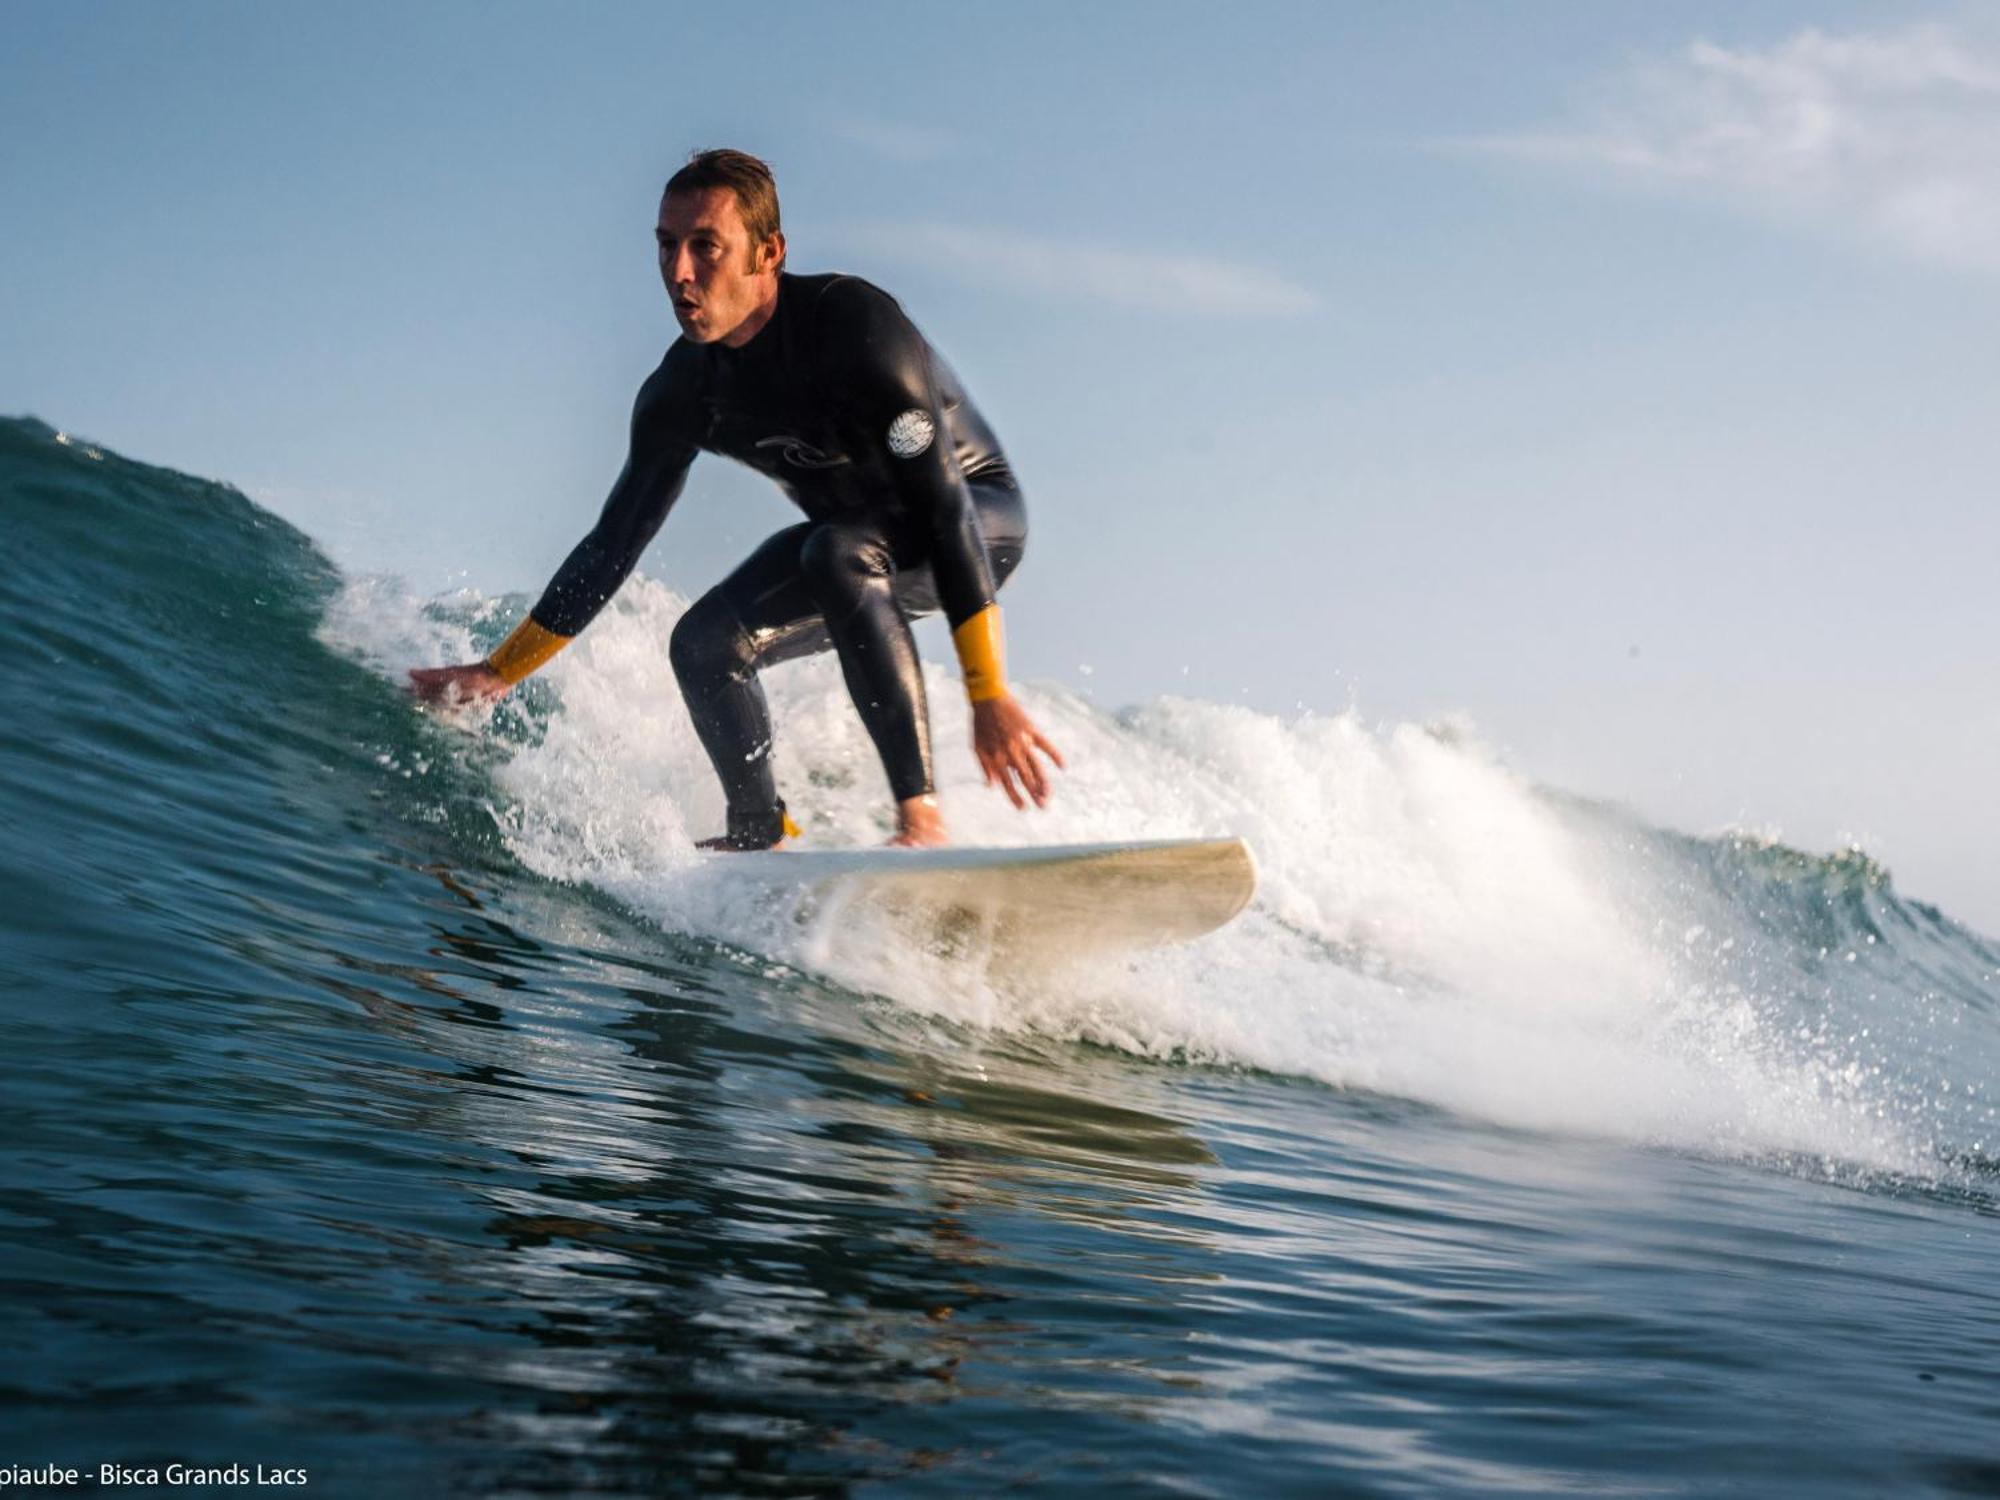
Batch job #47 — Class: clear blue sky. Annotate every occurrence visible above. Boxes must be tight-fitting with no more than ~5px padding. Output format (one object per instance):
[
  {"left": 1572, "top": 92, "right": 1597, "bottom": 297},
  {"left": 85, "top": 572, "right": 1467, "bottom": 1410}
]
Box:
[{"left": 6, "top": 0, "right": 1996, "bottom": 925}]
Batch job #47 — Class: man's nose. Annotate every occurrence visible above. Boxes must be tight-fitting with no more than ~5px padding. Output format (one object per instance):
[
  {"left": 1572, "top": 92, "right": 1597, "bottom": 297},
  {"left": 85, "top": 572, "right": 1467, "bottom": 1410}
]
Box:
[{"left": 667, "top": 247, "right": 697, "bottom": 284}]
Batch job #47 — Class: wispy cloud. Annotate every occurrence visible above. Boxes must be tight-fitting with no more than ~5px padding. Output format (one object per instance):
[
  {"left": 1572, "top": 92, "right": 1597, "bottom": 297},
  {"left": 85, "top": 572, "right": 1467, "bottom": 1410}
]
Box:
[
  {"left": 1468, "top": 22, "right": 2000, "bottom": 272},
  {"left": 829, "top": 116, "right": 956, "bottom": 163},
  {"left": 835, "top": 221, "right": 1321, "bottom": 318}
]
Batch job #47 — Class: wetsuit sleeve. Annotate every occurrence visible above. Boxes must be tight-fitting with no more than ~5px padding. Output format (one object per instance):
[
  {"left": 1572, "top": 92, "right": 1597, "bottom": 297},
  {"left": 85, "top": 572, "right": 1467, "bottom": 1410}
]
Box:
[
  {"left": 486, "top": 360, "right": 698, "bottom": 682},
  {"left": 819, "top": 282, "right": 996, "bottom": 629}
]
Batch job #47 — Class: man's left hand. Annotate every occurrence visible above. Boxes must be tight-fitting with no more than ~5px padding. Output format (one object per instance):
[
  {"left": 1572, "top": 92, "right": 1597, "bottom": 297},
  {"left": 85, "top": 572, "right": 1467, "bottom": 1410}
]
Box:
[{"left": 972, "top": 695, "right": 1065, "bottom": 810}]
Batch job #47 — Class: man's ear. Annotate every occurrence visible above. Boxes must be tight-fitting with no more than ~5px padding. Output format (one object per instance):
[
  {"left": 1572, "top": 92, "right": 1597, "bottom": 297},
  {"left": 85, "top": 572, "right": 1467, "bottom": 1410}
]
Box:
[{"left": 759, "top": 231, "right": 786, "bottom": 272}]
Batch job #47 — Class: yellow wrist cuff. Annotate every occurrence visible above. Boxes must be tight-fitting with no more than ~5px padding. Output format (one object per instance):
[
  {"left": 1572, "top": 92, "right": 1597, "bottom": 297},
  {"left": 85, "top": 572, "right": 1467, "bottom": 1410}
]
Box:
[
  {"left": 951, "top": 604, "right": 1007, "bottom": 703},
  {"left": 486, "top": 618, "right": 572, "bottom": 684}
]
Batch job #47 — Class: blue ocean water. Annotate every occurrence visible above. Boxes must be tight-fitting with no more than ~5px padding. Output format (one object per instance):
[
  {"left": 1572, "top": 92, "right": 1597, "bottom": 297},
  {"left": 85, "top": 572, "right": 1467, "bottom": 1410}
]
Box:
[{"left": 2, "top": 413, "right": 1996, "bottom": 1496}]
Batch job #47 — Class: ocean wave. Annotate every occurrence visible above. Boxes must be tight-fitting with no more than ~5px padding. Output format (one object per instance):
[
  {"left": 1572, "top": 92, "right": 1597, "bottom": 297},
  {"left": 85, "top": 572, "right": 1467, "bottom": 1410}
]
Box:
[{"left": 7, "top": 413, "right": 1992, "bottom": 1183}]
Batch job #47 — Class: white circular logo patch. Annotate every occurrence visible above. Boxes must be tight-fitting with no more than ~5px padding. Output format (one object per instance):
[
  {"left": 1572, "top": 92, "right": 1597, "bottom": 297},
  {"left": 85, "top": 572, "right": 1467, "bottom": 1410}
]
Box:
[{"left": 886, "top": 408, "right": 935, "bottom": 458}]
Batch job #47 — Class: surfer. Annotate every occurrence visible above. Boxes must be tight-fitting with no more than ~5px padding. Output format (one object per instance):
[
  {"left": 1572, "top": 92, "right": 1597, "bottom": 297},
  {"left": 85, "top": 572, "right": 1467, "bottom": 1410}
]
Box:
[{"left": 410, "top": 149, "right": 1063, "bottom": 850}]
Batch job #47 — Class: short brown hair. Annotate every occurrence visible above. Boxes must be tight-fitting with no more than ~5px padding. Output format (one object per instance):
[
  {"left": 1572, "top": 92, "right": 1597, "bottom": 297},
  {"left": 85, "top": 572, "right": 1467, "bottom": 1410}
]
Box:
[{"left": 665, "top": 149, "right": 783, "bottom": 267}]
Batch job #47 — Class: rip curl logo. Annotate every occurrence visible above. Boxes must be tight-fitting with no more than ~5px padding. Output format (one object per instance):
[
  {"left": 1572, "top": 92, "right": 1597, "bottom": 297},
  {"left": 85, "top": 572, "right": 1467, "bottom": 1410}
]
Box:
[
  {"left": 754, "top": 435, "right": 850, "bottom": 470},
  {"left": 886, "top": 408, "right": 935, "bottom": 458}
]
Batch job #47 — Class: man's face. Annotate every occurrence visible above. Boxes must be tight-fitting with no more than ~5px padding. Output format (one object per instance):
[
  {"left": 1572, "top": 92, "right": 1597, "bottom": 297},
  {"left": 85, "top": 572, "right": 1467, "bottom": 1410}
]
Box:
[{"left": 656, "top": 187, "right": 782, "bottom": 346}]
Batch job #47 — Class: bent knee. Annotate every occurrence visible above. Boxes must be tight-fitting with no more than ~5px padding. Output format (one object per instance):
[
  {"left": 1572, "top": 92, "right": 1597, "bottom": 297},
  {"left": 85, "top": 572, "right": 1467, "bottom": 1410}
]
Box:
[
  {"left": 670, "top": 597, "right": 752, "bottom": 684},
  {"left": 797, "top": 524, "right": 894, "bottom": 608}
]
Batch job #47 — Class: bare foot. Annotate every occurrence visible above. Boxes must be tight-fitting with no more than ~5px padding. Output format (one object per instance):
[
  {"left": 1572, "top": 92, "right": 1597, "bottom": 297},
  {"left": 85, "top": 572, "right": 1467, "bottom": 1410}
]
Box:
[{"left": 887, "top": 793, "right": 948, "bottom": 847}]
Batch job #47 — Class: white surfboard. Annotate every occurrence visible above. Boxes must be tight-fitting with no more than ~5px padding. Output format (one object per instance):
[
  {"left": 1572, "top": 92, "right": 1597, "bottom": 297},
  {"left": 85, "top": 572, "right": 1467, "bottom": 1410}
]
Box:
[{"left": 721, "top": 837, "right": 1256, "bottom": 961}]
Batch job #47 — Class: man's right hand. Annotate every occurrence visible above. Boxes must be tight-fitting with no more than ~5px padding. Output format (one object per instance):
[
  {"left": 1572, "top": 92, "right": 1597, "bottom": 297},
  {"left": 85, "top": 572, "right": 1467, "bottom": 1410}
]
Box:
[{"left": 407, "top": 662, "right": 511, "bottom": 707}]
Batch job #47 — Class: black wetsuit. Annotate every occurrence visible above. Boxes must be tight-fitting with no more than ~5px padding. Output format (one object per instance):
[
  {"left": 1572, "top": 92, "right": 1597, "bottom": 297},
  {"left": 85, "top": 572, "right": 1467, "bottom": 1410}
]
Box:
[{"left": 524, "top": 271, "right": 1026, "bottom": 845}]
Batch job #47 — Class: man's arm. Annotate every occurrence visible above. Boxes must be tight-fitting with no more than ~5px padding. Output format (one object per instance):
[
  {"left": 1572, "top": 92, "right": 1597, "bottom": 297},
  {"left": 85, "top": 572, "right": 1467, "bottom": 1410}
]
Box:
[
  {"left": 818, "top": 282, "right": 1006, "bottom": 677},
  {"left": 411, "top": 362, "right": 698, "bottom": 703},
  {"left": 818, "top": 281, "right": 1062, "bottom": 806}
]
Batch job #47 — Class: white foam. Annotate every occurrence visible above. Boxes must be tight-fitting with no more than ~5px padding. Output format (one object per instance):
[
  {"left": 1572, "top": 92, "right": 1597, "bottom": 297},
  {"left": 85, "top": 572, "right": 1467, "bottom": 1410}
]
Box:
[
  {"left": 326, "top": 571, "right": 1938, "bottom": 1176},
  {"left": 317, "top": 572, "right": 489, "bottom": 677}
]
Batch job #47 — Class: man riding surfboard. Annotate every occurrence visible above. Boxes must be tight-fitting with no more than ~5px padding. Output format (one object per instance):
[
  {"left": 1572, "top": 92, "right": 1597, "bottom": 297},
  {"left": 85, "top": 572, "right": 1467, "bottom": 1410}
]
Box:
[{"left": 410, "top": 149, "right": 1063, "bottom": 849}]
